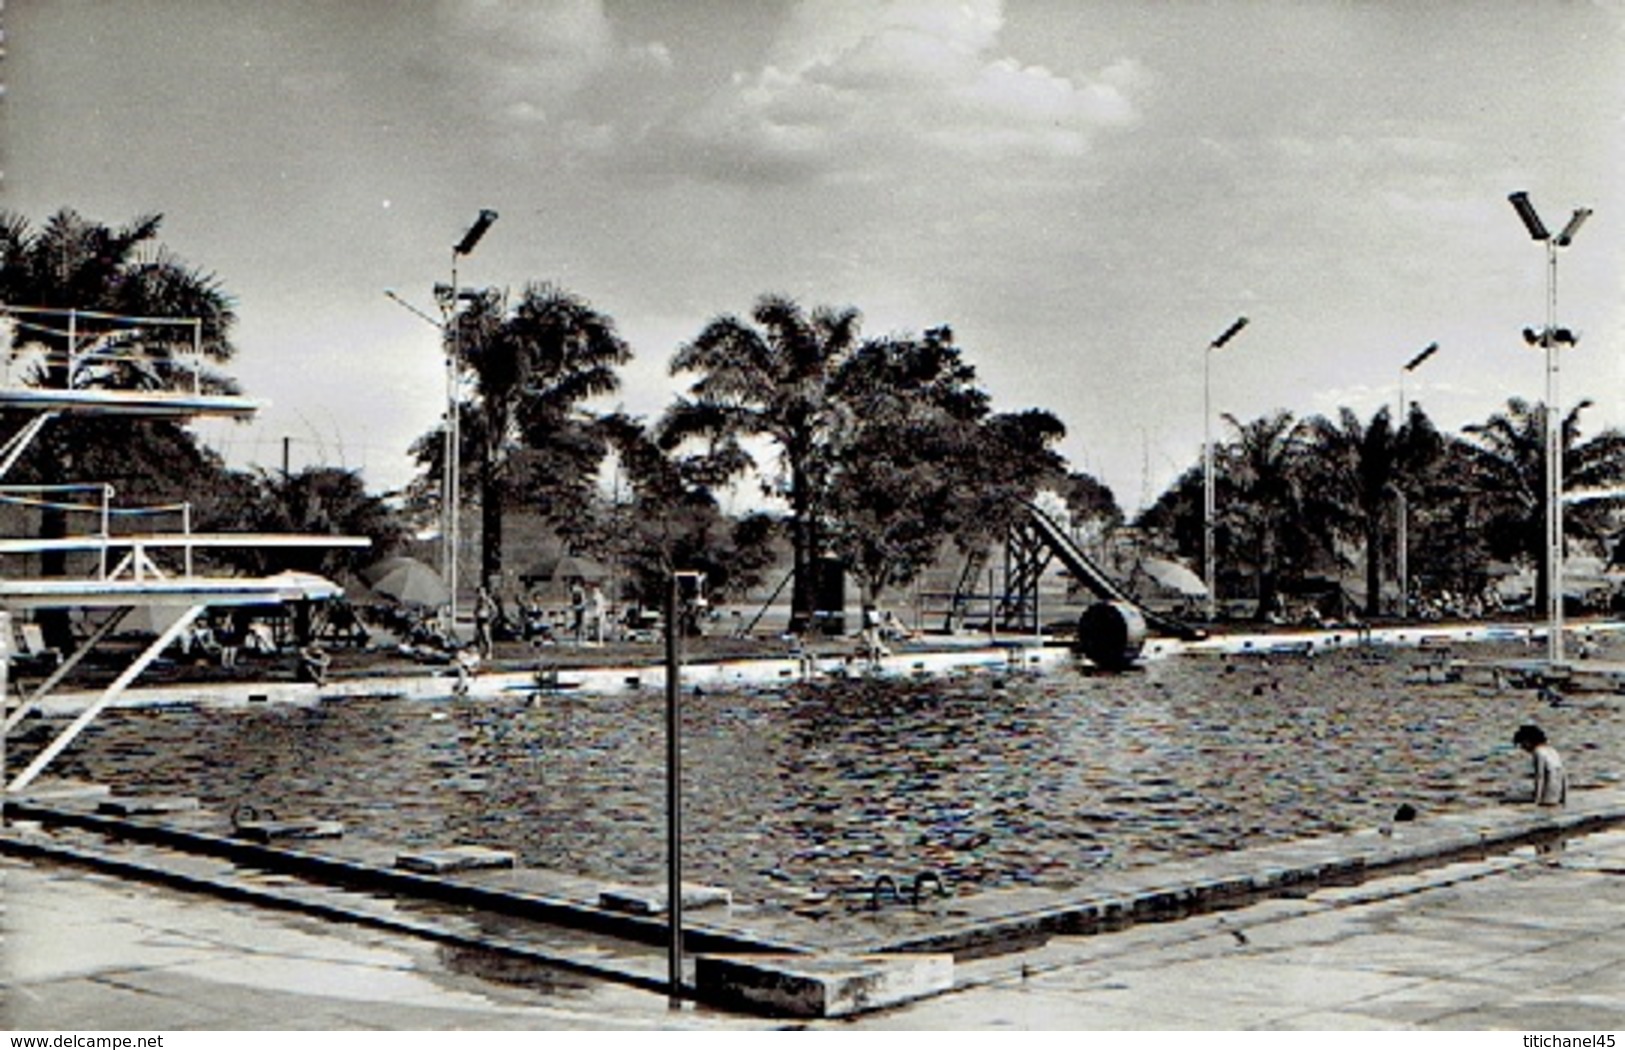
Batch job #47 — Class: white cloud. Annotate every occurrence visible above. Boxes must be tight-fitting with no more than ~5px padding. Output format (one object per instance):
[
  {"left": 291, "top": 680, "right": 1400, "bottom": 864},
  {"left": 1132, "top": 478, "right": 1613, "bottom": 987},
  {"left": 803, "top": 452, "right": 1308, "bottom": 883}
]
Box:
[
  {"left": 436, "top": 0, "right": 615, "bottom": 116},
  {"left": 676, "top": 0, "right": 1142, "bottom": 182}
]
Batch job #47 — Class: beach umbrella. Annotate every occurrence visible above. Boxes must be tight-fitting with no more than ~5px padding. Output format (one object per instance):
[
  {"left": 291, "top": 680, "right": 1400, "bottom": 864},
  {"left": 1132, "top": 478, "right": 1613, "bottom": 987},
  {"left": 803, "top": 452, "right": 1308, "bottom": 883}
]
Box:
[
  {"left": 360, "top": 556, "right": 450, "bottom": 607},
  {"left": 523, "top": 554, "right": 609, "bottom": 584},
  {"left": 1138, "top": 557, "right": 1208, "bottom": 597}
]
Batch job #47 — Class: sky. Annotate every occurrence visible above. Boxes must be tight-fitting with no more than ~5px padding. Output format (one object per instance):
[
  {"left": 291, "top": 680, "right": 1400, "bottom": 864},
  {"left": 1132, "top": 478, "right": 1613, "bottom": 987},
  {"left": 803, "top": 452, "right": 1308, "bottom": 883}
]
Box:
[{"left": 4, "top": 0, "right": 1622, "bottom": 514}]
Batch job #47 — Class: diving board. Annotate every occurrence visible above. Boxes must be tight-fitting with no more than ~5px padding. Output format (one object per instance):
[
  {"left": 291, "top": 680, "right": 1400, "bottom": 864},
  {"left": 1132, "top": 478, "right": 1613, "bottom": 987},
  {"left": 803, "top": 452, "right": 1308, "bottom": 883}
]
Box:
[
  {"left": 0, "top": 533, "right": 374, "bottom": 554},
  {"left": 0, "top": 386, "right": 258, "bottom": 419},
  {"left": 0, "top": 571, "right": 345, "bottom": 609}
]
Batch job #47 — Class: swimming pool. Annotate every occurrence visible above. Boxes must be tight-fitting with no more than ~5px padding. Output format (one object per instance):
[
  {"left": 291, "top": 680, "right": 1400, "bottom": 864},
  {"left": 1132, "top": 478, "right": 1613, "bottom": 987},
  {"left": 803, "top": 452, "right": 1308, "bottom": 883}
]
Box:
[{"left": 52, "top": 637, "right": 1625, "bottom": 911}]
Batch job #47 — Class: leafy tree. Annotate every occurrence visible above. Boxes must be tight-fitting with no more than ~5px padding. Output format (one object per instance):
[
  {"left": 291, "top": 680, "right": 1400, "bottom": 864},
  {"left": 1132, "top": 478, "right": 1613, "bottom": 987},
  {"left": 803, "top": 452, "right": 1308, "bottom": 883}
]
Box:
[
  {"left": 205, "top": 466, "right": 407, "bottom": 578},
  {"left": 1060, "top": 471, "right": 1124, "bottom": 535},
  {"left": 956, "top": 407, "right": 1069, "bottom": 550},
  {"left": 1134, "top": 465, "right": 1204, "bottom": 569},
  {"left": 597, "top": 413, "right": 776, "bottom": 611},
  {"left": 666, "top": 295, "right": 861, "bottom": 631},
  {"left": 821, "top": 327, "right": 990, "bottom": 607}
]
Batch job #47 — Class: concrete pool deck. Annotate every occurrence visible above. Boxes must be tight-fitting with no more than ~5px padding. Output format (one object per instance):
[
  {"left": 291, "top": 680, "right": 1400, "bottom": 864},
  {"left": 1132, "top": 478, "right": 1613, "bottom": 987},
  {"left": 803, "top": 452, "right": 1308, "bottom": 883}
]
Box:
[
  {"left": 5, "top": 813, "right": 1624, "bottom": 1030},
  {"left": 4, "top": 783, "right": 1622, "bottom": 1025}
]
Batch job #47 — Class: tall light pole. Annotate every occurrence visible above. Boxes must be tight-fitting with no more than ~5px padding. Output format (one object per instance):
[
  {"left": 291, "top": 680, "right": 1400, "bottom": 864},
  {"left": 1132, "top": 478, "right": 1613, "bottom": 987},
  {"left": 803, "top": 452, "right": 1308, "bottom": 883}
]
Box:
[
  {"left": 1203, "top": 316, "right": 1249, "bottom": 622},
  {"left": 439, "top": 209, "right": 498, "bottom": 638},
  {"left": 1395, "top": 342, "right": 1439, "bottom": 619},
  {"left": 1508, "top": 191, "right": 1590, "bottom": 667}
]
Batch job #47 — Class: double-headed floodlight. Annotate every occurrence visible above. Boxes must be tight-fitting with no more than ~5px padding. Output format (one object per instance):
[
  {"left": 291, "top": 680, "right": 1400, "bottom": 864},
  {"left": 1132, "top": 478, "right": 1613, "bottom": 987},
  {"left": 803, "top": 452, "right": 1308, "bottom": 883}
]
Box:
[
  {"left": 1523, "top": 327, "right": 1578, "bottom": 349},
  {"left": 1556, "top": 208, "right": 1592, "bottom": 248},
  {"left": 1508, "top": 191, "right": 1551, "bottom": 242},
  {"left": 1203, "top": 316, "right": 1249, "bottom": 621},
  {"left": 1507, "top": 190, "right": 1591, "bottom": 666}
]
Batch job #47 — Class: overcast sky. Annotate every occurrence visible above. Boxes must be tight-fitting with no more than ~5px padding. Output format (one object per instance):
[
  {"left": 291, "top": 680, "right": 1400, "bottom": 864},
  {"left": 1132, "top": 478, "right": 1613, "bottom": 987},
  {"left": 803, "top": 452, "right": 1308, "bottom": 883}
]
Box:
[{"left": 5, "top": 1, "right": 1622, "bottom": 512}]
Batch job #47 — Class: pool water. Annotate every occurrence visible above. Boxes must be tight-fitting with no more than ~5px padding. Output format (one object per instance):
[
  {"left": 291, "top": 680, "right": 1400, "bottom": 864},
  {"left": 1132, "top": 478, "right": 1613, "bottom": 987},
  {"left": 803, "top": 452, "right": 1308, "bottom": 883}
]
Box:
[{"left": 54, "top": 639, "right": 1625, "bottom": 909}]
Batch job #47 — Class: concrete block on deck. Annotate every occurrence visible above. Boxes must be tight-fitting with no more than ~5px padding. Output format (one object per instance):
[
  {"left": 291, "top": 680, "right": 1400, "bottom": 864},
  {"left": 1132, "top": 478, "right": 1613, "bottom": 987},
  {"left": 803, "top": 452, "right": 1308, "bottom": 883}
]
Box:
[
  {"left": 15, "top": 779, "right": 110, "bottom": 802},
  {"left": 695, "top": 952, "right": 953, "bottom": 1018},
  {"left": 232, "top": 818, "right": 344, "bottom": 843},
  {"left": 598, "top": 882, "right": 731, "bottom": 915},
  {"left": 395, "top": 844, "right": 516, "bottom": 874},
  {"left": 96, "top": 795, "right": 200, "bottom": 816}
]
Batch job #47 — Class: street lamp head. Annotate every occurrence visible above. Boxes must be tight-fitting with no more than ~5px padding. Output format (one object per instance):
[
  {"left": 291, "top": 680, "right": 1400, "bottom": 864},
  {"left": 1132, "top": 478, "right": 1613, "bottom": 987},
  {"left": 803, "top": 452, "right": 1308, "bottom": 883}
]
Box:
[
  {"left": 1403, "top": 342, "right": 1439, "bottom": 372},
  {"left": 454, "top": 209, "right": 499, "bottom": 256},
  {"left": 1210, "top": 316, "right": 1249, "bottom": 349},
  {"left": 1553, "top": 327, "right": 1578, "bottom": 346},
  {"left": 1508, "top": 191, "right": 1551, "bottom": 241},
  {"left": 1555, "top": 208, "right": 1592, "bottom": 247}
]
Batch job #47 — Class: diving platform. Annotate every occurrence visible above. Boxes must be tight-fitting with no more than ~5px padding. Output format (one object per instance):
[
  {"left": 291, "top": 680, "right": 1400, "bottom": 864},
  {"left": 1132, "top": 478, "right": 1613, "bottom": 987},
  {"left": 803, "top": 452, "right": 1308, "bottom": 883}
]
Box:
[{"left": 0, "top": 321, "right": 369, "bottom": 798}]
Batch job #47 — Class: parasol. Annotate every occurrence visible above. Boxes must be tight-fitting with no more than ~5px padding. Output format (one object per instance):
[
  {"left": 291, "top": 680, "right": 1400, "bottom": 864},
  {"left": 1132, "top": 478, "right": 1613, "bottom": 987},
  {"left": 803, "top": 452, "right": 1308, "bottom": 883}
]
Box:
[{"left": 360, "top": 556, "right": 450, "bottom": 606}]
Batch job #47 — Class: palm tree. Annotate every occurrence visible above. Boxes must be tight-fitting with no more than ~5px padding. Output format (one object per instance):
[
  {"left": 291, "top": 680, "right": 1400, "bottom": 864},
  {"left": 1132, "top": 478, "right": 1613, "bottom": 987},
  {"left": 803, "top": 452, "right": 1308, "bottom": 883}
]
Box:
[
  {"left": 436, "top": 283, "right": 630, "bottom": 588},
  {"left": 0, "top": 210, "right": 239, "bottom": 645},
  {"left": 1303, "top": 406, "right": 1400, "bottom": 618},
  {"left": 665, "top": 295, "right": 862, "bottom": 632},
  {"left": 1463, "top": 397, "right": 1625, "bottom": 611},
  {"left": 0, "top": 209, "right": 237, "bottom": 392},
  {"left": 1218, "top": 410, "right": 1313, "bottom": 619}
]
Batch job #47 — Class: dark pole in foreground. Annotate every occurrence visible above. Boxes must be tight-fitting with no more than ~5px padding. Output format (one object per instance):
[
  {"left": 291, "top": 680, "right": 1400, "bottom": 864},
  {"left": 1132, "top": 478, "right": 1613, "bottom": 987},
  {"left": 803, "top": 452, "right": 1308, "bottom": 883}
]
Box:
[{"left": 665, "top": 571, "right": 683, "bottom": 1005}]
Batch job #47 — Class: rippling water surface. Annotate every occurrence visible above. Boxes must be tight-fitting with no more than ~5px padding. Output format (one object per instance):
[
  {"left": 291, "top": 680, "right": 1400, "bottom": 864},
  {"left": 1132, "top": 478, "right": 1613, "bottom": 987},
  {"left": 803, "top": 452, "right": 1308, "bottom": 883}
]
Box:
[{"left": 53, "top": 638, "right": 1625, "bottom": 907}]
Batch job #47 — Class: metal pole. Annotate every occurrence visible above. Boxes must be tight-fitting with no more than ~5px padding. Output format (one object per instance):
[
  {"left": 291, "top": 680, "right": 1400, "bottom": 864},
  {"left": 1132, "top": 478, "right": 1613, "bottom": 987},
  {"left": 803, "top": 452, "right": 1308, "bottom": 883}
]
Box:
[
  {"left": 1546, "top": 241, "right": 1563, "bottom": 666},
  {"left": 1395, "top": 342, "right": 1438, "bottom": 620},
  {"left": 445, "top": 254, "right": 461, "bottom": 642},
  {"left": 1203, "top": 345, "right": 1214, "bottom": 621},
  {"left": 664, "top": 571, "right": 683, "bottom": 1006},
  {"left": 1397, "top": 373, "right": 1407, "bottom": 619},
  {"left": 1, "top": 610, "right": 10, "bottom": 826},
  {"left": 100, "top": 484, "right": 112, "bottom": 581},
  {"left": 1201, "top": 317, "right": 1246, "bottom": 624}
]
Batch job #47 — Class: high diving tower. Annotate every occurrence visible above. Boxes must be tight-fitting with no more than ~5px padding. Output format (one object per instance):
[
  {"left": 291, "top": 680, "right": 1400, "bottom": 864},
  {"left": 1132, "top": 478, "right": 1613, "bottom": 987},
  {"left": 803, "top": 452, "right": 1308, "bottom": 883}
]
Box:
[{"left": 0, "top": 308, "right": 367, "bottom": 799}]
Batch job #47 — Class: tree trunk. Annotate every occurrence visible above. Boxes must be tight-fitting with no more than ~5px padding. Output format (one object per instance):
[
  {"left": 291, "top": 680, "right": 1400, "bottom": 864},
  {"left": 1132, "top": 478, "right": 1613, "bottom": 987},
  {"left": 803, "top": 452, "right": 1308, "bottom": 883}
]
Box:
[
  {"left": 1363, "top": 512, "right": 1382, "bottom": 620},
  {"left": 787, "top": 463, "right": 814, "bottom": 634},
  {"left": 481, "top": 472, "right": 503, "bottom": 592}
]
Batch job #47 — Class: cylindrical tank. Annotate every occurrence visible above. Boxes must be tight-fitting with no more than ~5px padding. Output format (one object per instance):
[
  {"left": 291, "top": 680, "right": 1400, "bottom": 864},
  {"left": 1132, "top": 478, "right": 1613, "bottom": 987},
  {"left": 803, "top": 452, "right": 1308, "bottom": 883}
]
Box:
[{"left": 1075, "top": 601, "right": 1147, "bottom": 670}]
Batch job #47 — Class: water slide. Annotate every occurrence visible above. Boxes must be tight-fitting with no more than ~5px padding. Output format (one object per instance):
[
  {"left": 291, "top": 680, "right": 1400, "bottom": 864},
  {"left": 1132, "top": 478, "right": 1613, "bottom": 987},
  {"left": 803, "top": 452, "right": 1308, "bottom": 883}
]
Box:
[{"left": 1022, "top": 502, "right": 1206, "bottom": 641}]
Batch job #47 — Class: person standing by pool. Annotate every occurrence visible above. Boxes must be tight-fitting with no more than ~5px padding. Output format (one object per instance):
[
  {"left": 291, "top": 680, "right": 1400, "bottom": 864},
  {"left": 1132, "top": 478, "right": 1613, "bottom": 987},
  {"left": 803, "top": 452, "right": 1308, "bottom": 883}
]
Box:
[
  {"left": 474, "top": 584, "right": 498, "bottom": 660},
  {"left": 452, "top": 645, "right": 480, "bottom": 698},
  {"left": 298, "top": 644, "right": 330, "bottom": 687},
  {"left": 569, "top": 582, "right": 587, "bottom": 644},
  {"left": 1513, "top": 723, "right": 1567, "bottom": 807}
]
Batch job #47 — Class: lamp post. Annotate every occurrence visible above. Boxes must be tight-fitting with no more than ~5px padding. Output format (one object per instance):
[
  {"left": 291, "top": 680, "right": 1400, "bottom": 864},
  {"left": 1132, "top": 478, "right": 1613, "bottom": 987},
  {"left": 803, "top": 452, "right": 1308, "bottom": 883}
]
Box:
[
  {"left": 1508, "top": 191, "right": 1590, "bottom": 667},
  {"left": 1395, "top": 342, "right": 1439, "bottom": 619},
  {"left": 664, "top": 570, "right": 683, "bottom": 1006},
  {"left": 439, "top": 209, "right": 498, "bottom": 638},
  {"left": 1203, "top": 316, "right": 1249, "bottom": 622}
]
